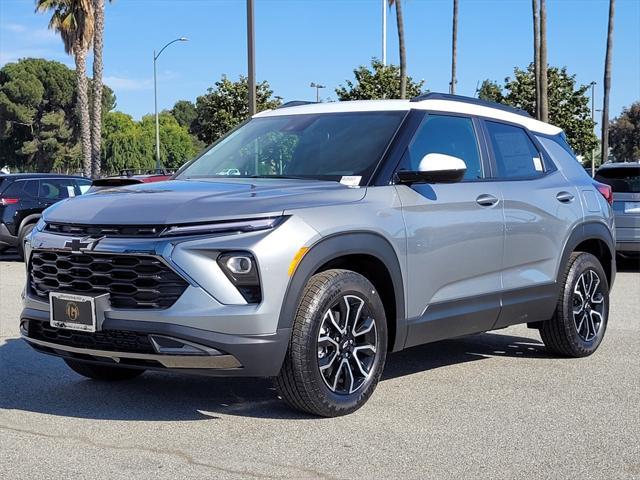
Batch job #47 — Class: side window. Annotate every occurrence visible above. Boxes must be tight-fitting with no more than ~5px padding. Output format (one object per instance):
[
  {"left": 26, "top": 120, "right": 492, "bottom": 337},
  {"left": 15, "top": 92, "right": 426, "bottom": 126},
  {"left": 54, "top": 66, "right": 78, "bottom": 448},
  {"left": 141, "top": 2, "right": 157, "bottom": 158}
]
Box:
[
  {"left": 23, "top": 180, "right": 39, "bottom": 197},
  {"left": 407, "top": 114, "right": 483, "bottom": 180},
  {"left": 75, "top": 179, "right": 92, "bottom": 195},
  {"left": 39, "top": 179, "right": 77, "bottom": 200},
  {"left": 485, "top": 121, "right": 545, "bottom": 179}
]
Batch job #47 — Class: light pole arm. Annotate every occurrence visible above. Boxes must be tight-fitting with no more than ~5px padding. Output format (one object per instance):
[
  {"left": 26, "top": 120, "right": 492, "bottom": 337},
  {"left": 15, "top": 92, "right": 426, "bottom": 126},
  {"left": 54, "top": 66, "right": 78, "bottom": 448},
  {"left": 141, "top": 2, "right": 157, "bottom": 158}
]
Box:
[{"left": 154, "top": 38, "right": 186, "bottom": 61}]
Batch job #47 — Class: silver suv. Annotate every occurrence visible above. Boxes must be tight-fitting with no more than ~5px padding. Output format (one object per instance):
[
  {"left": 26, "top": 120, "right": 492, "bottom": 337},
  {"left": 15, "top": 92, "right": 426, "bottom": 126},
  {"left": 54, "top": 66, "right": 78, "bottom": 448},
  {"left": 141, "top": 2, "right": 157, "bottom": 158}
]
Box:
[{"left": 21, "top": 93, "right": 616, "bottom": 417}]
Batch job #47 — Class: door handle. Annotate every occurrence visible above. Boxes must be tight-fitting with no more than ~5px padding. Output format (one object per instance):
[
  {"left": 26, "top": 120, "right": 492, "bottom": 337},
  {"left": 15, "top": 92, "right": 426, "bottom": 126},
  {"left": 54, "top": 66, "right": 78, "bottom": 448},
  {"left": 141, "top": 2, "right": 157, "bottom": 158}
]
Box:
[
  {"left": 476, "top": 194, "right": 499, "bottom": 207},
  {"left": 556, "top": 191, "right": 575, "bottom": 203}
]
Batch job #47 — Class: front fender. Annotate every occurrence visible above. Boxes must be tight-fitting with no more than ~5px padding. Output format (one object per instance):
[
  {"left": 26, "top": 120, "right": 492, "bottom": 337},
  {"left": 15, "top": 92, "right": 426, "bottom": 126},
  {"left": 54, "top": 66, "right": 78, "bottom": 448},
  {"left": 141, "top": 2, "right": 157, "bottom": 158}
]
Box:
[{"left": 277, "top": 231, "right": 406, "bottom": 352}]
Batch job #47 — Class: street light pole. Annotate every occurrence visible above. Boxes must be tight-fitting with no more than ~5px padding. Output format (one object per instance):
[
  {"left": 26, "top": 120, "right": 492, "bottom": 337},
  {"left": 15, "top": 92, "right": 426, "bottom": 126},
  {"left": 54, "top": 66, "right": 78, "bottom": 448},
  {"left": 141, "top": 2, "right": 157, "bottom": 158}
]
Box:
[
  {"left": 382, "top": 0, "right": 387, "bottom": 65},
  {"left": 590, "top": 81, "right": 596, "bottom": 177},
  {"left": 153, "top": 37, "right": 188, "bottom": 171},
  {"left": 247, "top": 0, "right": 256, "bottom": 116},
  {"left": 310, "top": 82, "right": 325, "bottom": 103}
]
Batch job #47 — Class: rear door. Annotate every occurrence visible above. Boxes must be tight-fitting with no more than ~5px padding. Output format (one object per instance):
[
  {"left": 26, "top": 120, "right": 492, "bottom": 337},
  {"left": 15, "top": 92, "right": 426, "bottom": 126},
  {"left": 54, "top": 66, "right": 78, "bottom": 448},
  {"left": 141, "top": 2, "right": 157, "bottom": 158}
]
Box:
[
  {"left": 396, "top": 113, "right": 505, "bottom": 347},
  {"left": 481, "top": 120, "right": 583, "bottom": 328},
  {"left": 595, "top": 165, "right": 640, "bottom": 249},
  {"left": 38, "top": 177, "right": 78, "bottom": 209}
]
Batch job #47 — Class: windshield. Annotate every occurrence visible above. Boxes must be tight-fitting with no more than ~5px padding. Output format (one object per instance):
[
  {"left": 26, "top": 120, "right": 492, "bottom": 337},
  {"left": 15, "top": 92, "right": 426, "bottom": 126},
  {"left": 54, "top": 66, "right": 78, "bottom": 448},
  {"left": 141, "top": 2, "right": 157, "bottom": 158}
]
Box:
[
  {"left": 177, "top": 111, "right": 405, "bottom": 184},
  {"left": 595, "top": 166, "right": 640, "bottom": 193}
]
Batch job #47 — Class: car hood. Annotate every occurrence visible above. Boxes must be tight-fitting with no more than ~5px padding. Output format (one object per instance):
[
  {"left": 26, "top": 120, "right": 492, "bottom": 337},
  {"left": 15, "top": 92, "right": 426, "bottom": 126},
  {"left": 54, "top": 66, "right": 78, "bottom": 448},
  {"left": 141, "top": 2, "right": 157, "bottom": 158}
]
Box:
[{"left": 43, "top": 178, "right": 366, "bottom": 225}]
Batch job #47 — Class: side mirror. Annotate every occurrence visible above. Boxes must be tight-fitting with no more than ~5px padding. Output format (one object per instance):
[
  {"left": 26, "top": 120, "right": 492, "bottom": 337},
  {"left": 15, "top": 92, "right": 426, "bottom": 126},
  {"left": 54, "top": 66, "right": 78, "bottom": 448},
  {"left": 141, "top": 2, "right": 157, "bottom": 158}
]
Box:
[{"left": 396, "top": 153, "right": 467, "bottom": 184}]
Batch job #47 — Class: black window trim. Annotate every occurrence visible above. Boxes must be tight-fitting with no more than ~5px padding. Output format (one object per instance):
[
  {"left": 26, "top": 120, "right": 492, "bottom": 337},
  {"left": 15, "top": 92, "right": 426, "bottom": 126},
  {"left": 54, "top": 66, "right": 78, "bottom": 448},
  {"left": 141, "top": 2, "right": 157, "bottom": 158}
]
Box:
[{"left": 479, "top": 117, "right": 558, "bottom": 182}]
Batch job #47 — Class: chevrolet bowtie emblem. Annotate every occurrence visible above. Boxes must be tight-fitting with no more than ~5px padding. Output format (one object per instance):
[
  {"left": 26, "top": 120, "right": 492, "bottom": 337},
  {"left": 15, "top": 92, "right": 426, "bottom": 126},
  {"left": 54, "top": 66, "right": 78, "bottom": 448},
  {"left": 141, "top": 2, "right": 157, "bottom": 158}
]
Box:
[{"left": 64, "top": 236, "right": 104, "bottom": 253}]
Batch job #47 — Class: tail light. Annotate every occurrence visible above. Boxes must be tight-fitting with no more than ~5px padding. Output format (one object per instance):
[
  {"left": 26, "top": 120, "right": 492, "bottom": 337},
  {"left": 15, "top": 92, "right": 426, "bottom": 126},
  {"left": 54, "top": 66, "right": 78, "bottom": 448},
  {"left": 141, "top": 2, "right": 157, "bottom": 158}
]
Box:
[
  {"left": 594, "top": 182, "right": 613, "bottom": 206},
  {"left": 0, "top": 197, "right": 19, "bottom": 206}
]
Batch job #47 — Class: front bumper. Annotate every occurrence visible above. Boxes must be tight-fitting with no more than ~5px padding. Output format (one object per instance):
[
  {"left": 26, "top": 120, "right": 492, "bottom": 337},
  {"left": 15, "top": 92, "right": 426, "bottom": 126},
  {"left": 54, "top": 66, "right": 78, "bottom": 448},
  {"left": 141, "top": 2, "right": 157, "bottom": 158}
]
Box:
[{"left": 20, "top": 308, "right": 291, "bottom": 377}]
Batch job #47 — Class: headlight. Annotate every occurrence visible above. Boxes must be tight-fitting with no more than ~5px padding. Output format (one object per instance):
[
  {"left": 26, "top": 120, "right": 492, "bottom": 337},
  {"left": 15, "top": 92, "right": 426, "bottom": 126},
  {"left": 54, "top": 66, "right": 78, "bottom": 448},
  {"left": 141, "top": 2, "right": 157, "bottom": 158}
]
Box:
[
  {"left": 217, "top": 251, "right": 261, "bottom": 303},
  {"left": 161, "top": 217, "right": 284, "bottom": 237},
  {"left": 35, "top": 217, "right": 46, "bottom": 232}
]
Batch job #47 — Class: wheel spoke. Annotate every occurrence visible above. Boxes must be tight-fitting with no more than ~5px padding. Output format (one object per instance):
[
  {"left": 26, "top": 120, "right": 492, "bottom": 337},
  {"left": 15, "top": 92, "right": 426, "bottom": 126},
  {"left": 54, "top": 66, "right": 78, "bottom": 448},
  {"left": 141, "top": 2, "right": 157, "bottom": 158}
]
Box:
[
  {"left": 591, "top": 292, "right": 604, "bottom": 304},
  {"left": 345, "top": 359, "right": 356, "bottom": 393},
  {"left": 344, "top": 295, "right": 364, "bottom": 335},
  {"left": 354, "top": 316, "right": 375, "bottom": 337},
  {"left": 326, "top": 309, "right": 345, "bottom": 335},
  {"left": 575, "top": 313, "right": 587, "bottom": 336}
]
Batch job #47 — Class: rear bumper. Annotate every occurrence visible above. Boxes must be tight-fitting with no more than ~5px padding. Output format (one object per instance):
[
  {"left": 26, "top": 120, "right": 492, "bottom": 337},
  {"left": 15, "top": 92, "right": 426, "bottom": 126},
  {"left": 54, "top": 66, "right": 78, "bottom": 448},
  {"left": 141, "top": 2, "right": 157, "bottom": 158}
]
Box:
[
  {"left": 20, "top": 307, "right": 290, "bottom": 377},
  {"left": 0, "top": 222, "right": 17, "bottom": 247}
]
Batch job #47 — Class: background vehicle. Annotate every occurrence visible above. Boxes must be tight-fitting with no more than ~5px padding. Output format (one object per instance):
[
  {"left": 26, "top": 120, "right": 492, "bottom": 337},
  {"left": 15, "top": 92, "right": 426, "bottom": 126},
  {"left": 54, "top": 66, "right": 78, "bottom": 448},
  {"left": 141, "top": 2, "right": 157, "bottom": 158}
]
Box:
[
  {"left": 0, "top": 174, "right": 91, "bottom": 258},
  {"left": 20, "top": 94, "right": 616, "bottom": 417},
  {"left": 595, "top": 162, "right": 640, "bottom": 256}
]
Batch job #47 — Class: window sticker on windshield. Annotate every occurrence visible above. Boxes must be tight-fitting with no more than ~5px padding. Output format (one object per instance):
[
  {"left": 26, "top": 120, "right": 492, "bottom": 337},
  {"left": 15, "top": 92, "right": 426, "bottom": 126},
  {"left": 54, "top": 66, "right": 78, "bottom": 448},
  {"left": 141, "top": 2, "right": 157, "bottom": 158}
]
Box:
[
  {"left": 340, "top": 176, "right": 362, "bottom": 187},
  {"left": 66, "top": 185, "right": 76, "bottom": 197},
  {"left": 533, "top": 157, "right": 543, "bottom": 172}
]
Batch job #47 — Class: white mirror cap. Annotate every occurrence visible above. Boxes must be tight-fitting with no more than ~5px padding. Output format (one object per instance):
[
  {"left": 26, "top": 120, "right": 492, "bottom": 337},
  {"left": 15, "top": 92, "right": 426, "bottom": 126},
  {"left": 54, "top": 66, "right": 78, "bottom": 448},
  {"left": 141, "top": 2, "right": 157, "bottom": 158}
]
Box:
[{"left": 418, "top": 153, "right": 467, "bottom": 173}]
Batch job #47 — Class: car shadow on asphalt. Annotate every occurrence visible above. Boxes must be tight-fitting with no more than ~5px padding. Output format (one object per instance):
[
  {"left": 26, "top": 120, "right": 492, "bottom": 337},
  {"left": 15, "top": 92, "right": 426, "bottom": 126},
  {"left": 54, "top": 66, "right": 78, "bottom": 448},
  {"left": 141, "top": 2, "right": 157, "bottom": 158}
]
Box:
[{"left": 0, "top": 331, "right": 548, "bottom": 421}]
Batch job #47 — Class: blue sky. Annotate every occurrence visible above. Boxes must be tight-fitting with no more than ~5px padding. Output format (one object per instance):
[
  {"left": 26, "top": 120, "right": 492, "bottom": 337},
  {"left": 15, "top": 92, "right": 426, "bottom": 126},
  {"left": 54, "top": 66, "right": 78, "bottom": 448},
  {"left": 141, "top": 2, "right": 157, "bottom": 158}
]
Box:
[{"left": 1, "top": 0, "right": 639, "bottom": 131}]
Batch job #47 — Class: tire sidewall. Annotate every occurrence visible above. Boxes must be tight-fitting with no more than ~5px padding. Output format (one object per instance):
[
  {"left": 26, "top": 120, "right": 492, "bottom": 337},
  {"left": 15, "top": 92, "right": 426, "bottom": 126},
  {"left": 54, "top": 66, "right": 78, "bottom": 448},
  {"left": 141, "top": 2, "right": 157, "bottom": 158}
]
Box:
[
  {"left": 561, "top": 253, "right": 609, "bottom": 355},
  {"left": 298, "top": 272, "right": 388, "bottom": 414}
]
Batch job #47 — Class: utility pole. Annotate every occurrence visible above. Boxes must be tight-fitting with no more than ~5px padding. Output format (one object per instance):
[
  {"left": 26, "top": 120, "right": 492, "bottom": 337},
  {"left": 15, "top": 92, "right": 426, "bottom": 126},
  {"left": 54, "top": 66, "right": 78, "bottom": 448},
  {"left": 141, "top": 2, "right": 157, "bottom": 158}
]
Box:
[
  {"left": 590, "top": 81, "right": 597, "bottom": 177},
  {"left": 247, "top": 0, "right": 256, "bottom": 116},
  {"left": 310, "top": 82, "right": 326, "bottom": 103},
  {"left": 382, "top": 0, "right": 387, "bottom": 65}
]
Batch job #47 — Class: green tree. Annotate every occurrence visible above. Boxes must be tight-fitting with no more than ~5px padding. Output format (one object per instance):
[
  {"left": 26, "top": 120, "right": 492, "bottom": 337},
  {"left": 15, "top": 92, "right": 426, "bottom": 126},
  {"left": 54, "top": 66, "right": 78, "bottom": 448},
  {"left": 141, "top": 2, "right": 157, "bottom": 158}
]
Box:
[
  {"left": 191, "top": 75, "right": 281, "bottom": 144},
  {"left": 0, "top": 58, "right": 114, "bottom": 172},
  {"left": 101, "top": 111, "right": 198, "bottom": 174},
  {"left": 609, "top": 102, "right": 640, "bottom": 162},
  {"left": 336, "top": 59, "right": 424, "bottom": 101},
  {"left": 478, "top": 64, "right": 597, "bottom": 157},
  {"left": 171, "top": 100, "right": 197, "bottom": 131},
  {"left": 36, "top": 0, "right": 95, "bottom": 177}
]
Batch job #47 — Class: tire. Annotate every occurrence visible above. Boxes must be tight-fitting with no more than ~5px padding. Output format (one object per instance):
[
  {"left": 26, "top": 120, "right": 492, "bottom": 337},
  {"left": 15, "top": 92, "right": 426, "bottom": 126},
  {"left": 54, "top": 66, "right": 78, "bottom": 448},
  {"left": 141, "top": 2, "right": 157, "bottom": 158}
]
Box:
[
  {"left": 64, "top": 359, "right": 145, "bottom": 381},
  {"left": 275, "top": 269, "right": 388, "bottom": 417},
  {"left": 539, "top": 252, "right": 609, "bottom": 357},
  {"left": 17, "top": 223, "right": 35, "bottom": 260}
]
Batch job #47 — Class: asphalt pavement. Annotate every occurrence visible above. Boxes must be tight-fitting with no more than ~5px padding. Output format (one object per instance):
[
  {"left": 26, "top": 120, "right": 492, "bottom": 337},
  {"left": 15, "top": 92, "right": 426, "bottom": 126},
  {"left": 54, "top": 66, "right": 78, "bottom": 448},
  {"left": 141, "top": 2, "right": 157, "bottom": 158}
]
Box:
[{"left": 1, "top": 252, "right": 639, "bottom": 479}]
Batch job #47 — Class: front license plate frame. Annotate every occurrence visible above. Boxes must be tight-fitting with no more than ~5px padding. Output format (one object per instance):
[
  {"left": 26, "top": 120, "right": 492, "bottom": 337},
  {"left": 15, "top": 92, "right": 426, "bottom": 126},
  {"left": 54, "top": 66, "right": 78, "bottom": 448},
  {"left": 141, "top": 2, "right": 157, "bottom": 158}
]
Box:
[{"left": 49, "top": 292, "right": 109, "bottom": 332}]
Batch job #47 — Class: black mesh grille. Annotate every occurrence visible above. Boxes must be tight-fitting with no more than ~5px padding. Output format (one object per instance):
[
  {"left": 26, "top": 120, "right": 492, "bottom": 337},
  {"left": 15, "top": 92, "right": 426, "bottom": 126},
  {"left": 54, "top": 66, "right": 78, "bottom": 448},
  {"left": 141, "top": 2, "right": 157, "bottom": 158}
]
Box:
[
  {"left": 28, "top": 320, "right": 155, "bottom": 354},
  {"left": 29, "top": 250, "right": 188, "bottom": 309}
]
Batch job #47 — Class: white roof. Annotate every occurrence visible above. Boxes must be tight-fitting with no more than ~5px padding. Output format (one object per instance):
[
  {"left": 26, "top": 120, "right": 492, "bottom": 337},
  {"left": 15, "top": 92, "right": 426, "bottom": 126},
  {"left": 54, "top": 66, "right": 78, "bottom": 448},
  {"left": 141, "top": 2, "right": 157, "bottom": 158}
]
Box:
[{"left": 255, "top": 98, "right": 563, "bottom": 136}]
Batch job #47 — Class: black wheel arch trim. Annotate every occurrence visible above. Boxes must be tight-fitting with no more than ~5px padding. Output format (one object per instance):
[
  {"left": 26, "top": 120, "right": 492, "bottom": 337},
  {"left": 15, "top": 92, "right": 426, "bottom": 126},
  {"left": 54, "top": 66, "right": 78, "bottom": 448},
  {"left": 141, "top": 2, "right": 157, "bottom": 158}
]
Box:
[
  {"left": 19, "top": 213, "right": 41, "bottom": 235},
  {"left": 277, "top": 231, "right": 407, "bottom": 352},
  {"left": 559, "top": 221, "right": 616, "bottom": 291}
]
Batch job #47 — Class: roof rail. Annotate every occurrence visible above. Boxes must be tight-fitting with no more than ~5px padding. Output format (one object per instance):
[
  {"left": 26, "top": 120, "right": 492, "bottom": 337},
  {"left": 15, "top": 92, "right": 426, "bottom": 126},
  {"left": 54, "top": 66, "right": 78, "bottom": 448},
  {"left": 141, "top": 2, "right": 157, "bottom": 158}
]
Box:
[
  {"left": 277, "top": 100, "right": 317, "bottom": 109},
  {"left": 410, "top": 92, "right": 532, "bottom": 118}
]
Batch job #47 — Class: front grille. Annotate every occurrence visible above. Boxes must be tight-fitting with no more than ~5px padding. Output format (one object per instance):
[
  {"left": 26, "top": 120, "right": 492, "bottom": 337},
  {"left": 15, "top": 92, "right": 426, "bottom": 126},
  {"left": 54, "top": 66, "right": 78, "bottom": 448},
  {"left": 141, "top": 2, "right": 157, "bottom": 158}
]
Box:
[
  {"left": 28, "top": 320, "right": 155, "bottom": 354},
  {"left": 29, "top": 250, "right": 188, "bottom": 309},
  {"left": 45, "top": 223, "right": 163, "bottom": 237}
]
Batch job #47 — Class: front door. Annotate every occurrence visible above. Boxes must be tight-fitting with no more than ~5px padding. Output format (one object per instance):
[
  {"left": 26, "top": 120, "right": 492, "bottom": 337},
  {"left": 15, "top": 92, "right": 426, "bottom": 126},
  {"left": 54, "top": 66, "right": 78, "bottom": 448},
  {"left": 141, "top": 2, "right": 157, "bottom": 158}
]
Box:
[{"left": 396, "top": 113, "right": 505, "bottom": 348}]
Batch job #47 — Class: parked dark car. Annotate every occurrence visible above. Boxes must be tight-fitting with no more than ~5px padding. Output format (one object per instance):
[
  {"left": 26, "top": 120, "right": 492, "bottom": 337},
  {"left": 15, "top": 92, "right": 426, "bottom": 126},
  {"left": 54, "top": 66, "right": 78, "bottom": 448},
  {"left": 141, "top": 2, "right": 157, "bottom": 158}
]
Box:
[
  {"left": 0, "top": 174, "right": 91, "bottom": 258},
  {"left": 595, "top": 162, "right": 640, "bottom": 256}
]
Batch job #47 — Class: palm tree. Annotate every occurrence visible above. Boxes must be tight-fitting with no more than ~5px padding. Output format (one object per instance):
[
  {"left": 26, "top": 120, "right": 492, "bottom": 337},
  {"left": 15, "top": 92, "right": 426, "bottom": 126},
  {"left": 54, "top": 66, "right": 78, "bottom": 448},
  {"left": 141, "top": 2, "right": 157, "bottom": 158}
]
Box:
[
  {"left": 532, "top": 0, "right": 540, "bottom": 119},
  {"left": 91, "top": 0, "right": 105, "bottom": 178},
  {"left": 450, "top": 0, "right": 458, "bottom": 95},
  {"left": 388, "top": 0, "right": 407, "bottom": 99},
  {"left": 36, "top": 0, "right": 94, "bottom": 177},
  {"left": 539, "top": 0, "right": 548, "bottom": 122},
  {"left": 601, "top": 0, "right": 615, "bottom": 165}
]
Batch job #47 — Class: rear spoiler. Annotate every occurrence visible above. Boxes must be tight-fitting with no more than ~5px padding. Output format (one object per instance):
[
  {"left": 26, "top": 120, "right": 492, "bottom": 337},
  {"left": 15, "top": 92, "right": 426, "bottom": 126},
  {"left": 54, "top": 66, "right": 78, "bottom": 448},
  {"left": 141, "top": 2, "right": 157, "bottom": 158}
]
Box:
[{"left": 91, "top": 178, "right": 143, "bottom": 188}]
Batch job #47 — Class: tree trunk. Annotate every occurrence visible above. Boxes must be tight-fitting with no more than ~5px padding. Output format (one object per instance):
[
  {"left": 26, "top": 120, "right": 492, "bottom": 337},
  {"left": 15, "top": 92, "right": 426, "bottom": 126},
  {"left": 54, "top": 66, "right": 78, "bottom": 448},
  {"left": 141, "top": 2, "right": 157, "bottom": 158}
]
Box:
[
  {"left": 539, "top": 0, "right": 548, "bottom": 122},
  {"left": 532, "top": 0, "right": 540, "bottom": 119},
  {"left": 91, "top": 0, "right": 105, "bottom": 178},
  {"left": 602, "top": 0, "right": 615, "bottom": 164},
  {"left": 395, "top": 0, "right": 407, "bottom": 99},
  {"left": 450, "top": 0, "right": 458, "bottom": 95},
  {"left": 75, "top": 46, "right": 92, "bottom": 178}
]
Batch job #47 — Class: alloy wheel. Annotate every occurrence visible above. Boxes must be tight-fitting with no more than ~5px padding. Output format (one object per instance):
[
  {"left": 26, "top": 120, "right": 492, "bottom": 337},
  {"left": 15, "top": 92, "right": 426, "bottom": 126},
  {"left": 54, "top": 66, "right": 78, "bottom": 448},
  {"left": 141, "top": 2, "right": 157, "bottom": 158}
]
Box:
[
  {"left": 572, "top": 269, "right": 605, "bottom": 342},
  {"left": 317, "top": 294, "right": 378, "bottom": 395}
]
